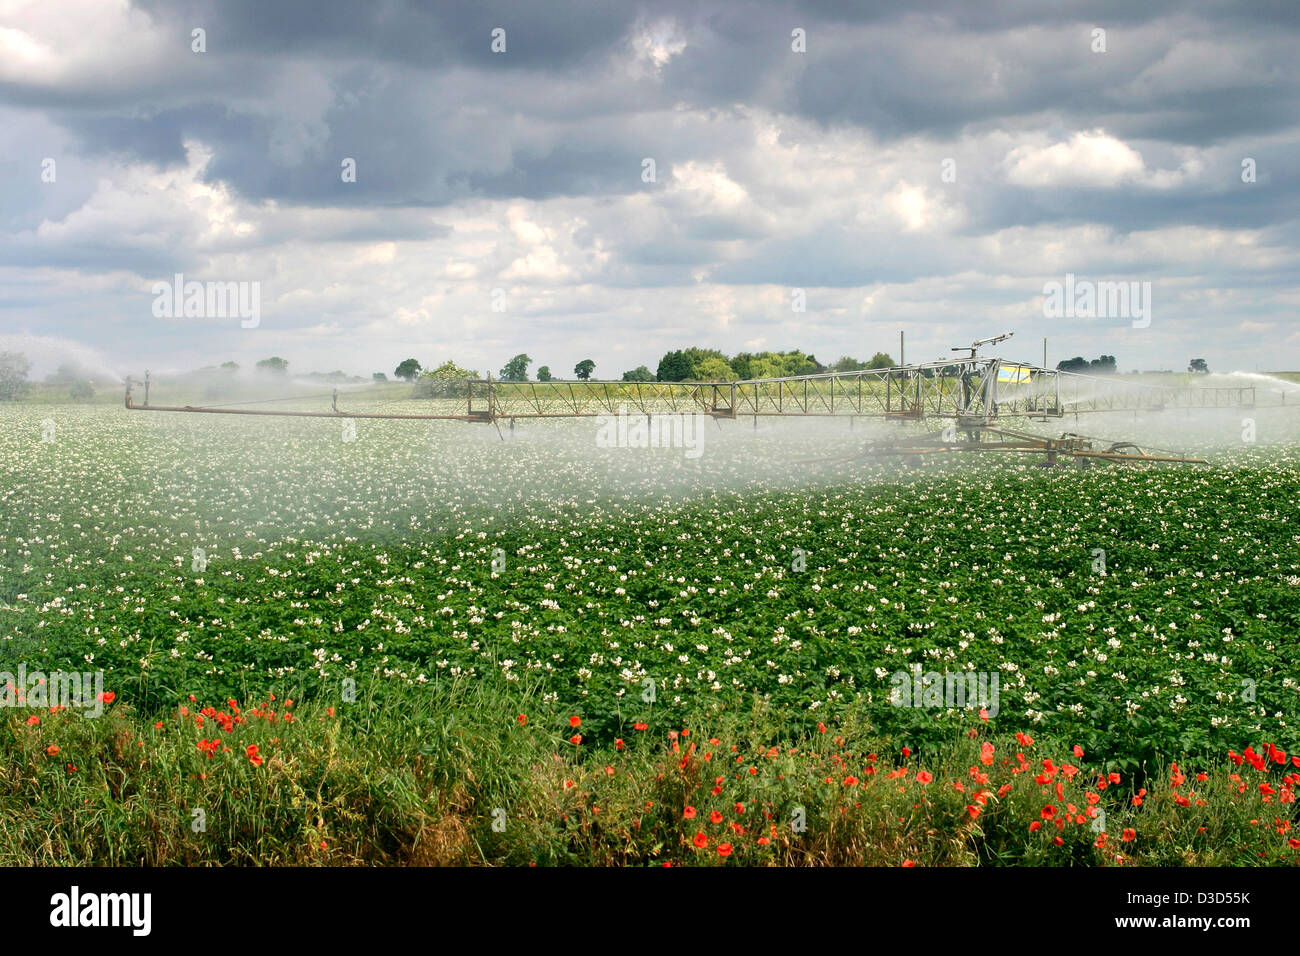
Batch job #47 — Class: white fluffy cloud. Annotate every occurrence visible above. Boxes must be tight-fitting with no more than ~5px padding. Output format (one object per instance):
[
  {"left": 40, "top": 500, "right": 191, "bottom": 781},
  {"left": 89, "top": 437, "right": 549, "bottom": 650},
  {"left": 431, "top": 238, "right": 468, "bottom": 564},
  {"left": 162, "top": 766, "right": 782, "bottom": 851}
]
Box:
[{"left": 1004, "top": 131, "right": 1149, "bottom": 188}]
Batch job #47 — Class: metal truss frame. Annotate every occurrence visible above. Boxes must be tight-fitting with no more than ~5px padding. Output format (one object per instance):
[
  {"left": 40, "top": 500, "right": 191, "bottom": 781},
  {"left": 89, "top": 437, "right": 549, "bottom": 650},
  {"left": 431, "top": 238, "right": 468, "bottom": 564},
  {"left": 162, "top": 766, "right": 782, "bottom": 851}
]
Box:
[{"left": 126, "top": 358, "right": 1258, "bottom": 425}]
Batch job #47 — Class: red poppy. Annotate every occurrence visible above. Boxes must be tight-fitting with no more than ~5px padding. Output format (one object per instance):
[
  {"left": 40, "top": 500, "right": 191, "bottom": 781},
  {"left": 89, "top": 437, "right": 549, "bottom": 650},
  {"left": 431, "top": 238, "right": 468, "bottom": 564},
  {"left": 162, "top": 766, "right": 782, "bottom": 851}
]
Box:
[
  {"left": 615, "top": 738, "right": 625, "bottom": 750},
  {"left": 683, "top": 806, "right": 696, "bottom": 819},
  {"left": 569, "top": 734, "right": 582, "bottom": 745},
  {"left": 1121, "top": 828, "right": 1136, "bottom": 842},
  {"left": 517, "top": 714, "right": 528, "bottom": 725},
  {"left": 633, "top": 722, "right": 648, "bottom": 731},
  {"left": 1041, "top": 805, "right": 1057, "bottom": 819},
  {"left": 717, "top": 843, "right": 733, "bottom": 857},
  {"left": 45, "top": 744, "right": 59, "bottom": 756},
  {"left": 916, "top": 771, "right": 933, "bottom": 785},
  {"left": 710, "top": 810, "right": 724, "bottom": 824},
  {"left": 1072, "top": 745, "right": 1084, "bottom": 758},
  {"left": 568, "top": 715, "right": 581, "bottom": 728},
  {"left": 693, "top": 832, "right": 708, "bottom": 848}
]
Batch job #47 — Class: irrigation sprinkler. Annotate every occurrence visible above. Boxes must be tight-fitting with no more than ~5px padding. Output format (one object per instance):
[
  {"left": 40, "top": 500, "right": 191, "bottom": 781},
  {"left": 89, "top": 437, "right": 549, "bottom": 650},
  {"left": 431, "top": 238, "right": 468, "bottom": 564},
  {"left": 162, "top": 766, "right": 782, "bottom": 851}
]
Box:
[{"left": 124, "top": 346, "right": 1274, "bottom": 468}]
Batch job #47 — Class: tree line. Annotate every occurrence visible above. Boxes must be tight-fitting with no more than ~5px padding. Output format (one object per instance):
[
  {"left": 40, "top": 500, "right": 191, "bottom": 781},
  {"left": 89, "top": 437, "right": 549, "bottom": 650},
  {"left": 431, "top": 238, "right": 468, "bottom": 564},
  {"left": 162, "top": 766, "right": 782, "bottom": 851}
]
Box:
[
  {"left": 1055, "top": 356, "right": 1212, "bottom": 374},
  {"left": 387, "top": 348, "right": 897, "bottom": 387},
  {"left": 0, "top": 348, "right": 1218, "bottom": 405}
]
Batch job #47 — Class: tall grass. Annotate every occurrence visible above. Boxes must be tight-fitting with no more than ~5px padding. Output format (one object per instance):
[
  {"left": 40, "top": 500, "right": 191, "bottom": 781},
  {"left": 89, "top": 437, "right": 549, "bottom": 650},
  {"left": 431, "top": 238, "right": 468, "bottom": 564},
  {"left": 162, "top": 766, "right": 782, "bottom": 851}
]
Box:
[{"left": 2, "top": 678, "right": 1295, "bottom": 866}]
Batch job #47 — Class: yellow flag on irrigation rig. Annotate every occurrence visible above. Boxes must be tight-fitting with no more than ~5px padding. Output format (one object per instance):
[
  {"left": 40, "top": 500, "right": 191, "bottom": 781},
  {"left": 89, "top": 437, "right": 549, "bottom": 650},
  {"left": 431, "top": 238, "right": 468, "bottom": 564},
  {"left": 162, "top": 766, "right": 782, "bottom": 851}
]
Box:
[{"left": 996, "top": 364, "right": 1033, "bottom": 385}]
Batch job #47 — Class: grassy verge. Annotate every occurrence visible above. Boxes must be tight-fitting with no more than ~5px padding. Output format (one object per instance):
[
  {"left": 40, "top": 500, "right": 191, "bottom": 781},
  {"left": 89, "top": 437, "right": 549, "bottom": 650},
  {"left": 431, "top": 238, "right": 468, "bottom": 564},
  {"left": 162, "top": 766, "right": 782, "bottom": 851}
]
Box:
[{"left": 3, "top": 679, "right": 1296, "bottom": 866}]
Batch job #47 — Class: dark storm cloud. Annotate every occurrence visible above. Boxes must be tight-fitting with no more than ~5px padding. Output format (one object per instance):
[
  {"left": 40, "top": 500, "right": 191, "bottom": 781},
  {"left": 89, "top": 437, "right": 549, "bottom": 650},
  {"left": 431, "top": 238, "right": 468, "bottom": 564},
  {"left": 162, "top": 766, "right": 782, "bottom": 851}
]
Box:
[
  {"left": 662, "top": 6, "right": 1300, "bottom": 144},
  {"left": 19, "top": 0, "right": 1298, "bottom": 218},
  {"left": 968, "top": 177, "right": 1300, "bottom": 237},
  {"left": 67, "top": 107, "right": 214, "bottom": 168},
  {"left": 133, "top": 0, "right": 640, "bottom": 70}
]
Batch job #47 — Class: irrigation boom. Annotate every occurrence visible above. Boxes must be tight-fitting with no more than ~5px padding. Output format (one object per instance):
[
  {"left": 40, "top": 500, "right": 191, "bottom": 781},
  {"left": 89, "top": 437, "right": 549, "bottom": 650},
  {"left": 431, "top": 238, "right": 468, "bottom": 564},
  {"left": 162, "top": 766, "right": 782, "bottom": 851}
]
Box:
[{"left": 124, "top": 356, "right": 1267, "bottom": 467}]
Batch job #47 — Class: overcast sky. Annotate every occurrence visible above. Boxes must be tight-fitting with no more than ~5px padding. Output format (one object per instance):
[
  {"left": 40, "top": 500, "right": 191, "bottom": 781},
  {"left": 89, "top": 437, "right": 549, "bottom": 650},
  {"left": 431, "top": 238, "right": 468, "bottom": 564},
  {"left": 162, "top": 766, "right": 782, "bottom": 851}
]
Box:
[{"left": 2, "top": 0, "right": 1298, "bottom": 380}]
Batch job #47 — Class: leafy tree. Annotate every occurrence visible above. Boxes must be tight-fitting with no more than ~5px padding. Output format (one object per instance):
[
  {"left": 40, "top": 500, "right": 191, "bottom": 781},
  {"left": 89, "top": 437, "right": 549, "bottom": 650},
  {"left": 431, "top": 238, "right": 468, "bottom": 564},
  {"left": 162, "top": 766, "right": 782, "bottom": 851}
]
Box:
[
  {"left": 656, "top": 350, "right": 692, "bottom": 382},
  {"left": 0, "top": 351, "right": 31, "bottom": 402},
  {"left": 220, "top": 361, "right": 239, "bottom": 371},
  {"left": 499, "top": 353, "right": 532, "bottom": 382},
  {"left": 694, "top": 356, "right": 735, "bottom": 381},
  {"left": 749, "top": 356, "right": 786, "bottom": 379},
  {"left": 866, "top": 352, "right": 895, "bottom": 369},
  {"left": 1189, "top": 358, "right": 1209, "bottom": 374},
  {"left": 536, "top": 366, "right": 553, "bottom": 381},
  {"left": 622, "top": 366, "right": 655, "bottom": 382},
  {"left": 658, "top": 347, "right": 733, "bottom": 381},
  {"left": 417, "top": 359, "right": 481, "bottom": 397},
  {"left": 774, "top": 350, "right": 822, "bottom": 376},
  {"left": 682, "top": 347, "right": 732, "bottom": 378},
  {"left": 372, "top": 372, "right": 388, "bottom": 382},
  {"left": 729, "top": 353, "right": 757, "bottom": 380},
  {"left": 394, "top": 358, "right": 422, "bottom": 382},
  {"left": 732, "top": 350, "right": 823, "bottom": 379},
  {"left": 68, "top": 380, "right": 94, "bottom": 401},
  {"left": 574, "top": 359, "right": 596, "bottom": 380},
  {"left": 256, "top": 357, "right": 289, "bottom": 374},
  {"left": 831, "top": 356, "right": 867, "bottom": 372},
  {"left": 1057, "top": 355, "right": 1117, "bottom": 374}
]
